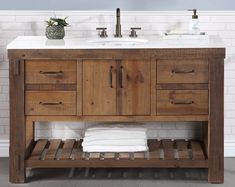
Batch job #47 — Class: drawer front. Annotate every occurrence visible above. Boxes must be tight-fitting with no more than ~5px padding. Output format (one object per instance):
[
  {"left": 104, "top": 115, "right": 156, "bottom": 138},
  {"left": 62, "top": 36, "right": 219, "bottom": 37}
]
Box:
[
  {"left": 25, "top": 60, "right": 76, "bottom": 84},
  {"left": 25, "top": 91, "right": 76, "bottom": 115},
  {"left": 157, "top": 90, "right": 208, "bottom": 115},
  {"left": 157, "top": 60, "right": 208, "bottom": 83}
]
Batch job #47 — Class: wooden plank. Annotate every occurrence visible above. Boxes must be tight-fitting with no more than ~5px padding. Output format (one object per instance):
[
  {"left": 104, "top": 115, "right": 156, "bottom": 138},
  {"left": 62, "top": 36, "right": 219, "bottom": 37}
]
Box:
[
  {"left": 26, "top": 159, "right": 208, "bottom": 169},
  {"left": 157, "top": 83, "right": 208, "bottom": 90},
  {"left": 9, "top": 59, "right": 26, "bottom": 183},
  {"left": 83, "top": 60, "right": 117, "bottom": 115},
  {"left": 44, "top": 140, "right": 61, "bottom": 160},
  {"left": 148, "top": 140, "right": 161, "bottom": 159},
  {"left": 175, "top": 140, "right": 189, "bottom": 160},
  {"left": 208, "top": 58, "right": 224, "bottom": 183},
  {"left": 133, "top": 152, "right": 145, "bottom": 160},
  {"left": 77, "top": 60, "right": 82, "bottom": 115},
  {"left": 30, "top": 140, "right": 48, "bottom": 160},
  {"left": 59, "top": 139, "right": 75, "bottom": 160},
  {"left": 74, "top": 141, "right": 84, "bottom": 160},
  {"left": 8, "top": 48, "right": 225, "bottom": 60},
  {"left": 103, "top": 153, "right": 115, "bottom": 160},
  {"left": 25, "top": 84, "right": 76, "bottom": 91},
  {"left": 151, "top": 60, "right": 157, "bottom": 116},
  {"left": 190, "top": 141, "right": 205, "bottom": 160},
  {"left": 89, "top": 153, "right": 100, "bottom": 159},
  {"left": 26, "top": 115, "right": 209, "bottom": 122},
  {"left": 119, "top": 60, "right": 151, "bottom": 115},
  {"left": 162, "top": 140, "right": 175, "bottom": 160}
]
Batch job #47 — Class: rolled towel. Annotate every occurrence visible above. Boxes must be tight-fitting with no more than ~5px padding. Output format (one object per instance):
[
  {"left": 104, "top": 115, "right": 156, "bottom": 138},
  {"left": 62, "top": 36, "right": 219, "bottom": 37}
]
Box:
[
  {"left": 83, "top": 145, "right": 148, "bottom": 153},
  {"left": 82, "top": 139, "right": 147, "bottom": 147}
]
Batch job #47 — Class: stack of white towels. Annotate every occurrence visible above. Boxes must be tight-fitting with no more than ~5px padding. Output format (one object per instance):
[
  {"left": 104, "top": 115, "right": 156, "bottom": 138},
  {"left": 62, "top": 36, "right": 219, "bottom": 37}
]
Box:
[{"left": 82, "top": 125, "right": 148, "bottom": 153}]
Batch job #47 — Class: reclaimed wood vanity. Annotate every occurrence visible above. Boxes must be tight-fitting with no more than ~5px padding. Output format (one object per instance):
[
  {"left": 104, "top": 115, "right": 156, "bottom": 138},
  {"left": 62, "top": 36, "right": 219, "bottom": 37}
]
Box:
[{"left": 8, "top": 36, "right": 225, "bottom": 183}]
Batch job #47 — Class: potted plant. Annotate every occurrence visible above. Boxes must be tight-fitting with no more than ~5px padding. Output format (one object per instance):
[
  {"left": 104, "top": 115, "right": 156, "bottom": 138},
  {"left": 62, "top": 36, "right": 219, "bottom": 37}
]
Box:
[{"left": 45, "top": 17, "right": 69, "bottom": 39}]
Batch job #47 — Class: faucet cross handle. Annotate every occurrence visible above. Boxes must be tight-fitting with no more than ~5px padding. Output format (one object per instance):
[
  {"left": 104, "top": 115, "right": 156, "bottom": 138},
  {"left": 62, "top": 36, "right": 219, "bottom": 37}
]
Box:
[
  {"left": 96, "top": 27, "right": 108, "bottom": 38},
  {"left": 129, "top": 27, "right": 141, "bottom": 38}
]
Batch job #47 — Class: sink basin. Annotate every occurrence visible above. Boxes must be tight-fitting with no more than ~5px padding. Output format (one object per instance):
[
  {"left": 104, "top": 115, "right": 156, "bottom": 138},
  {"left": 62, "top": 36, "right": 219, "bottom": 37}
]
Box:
[{"left": 87, "top": 38, "right": 148, "bottom": 45}]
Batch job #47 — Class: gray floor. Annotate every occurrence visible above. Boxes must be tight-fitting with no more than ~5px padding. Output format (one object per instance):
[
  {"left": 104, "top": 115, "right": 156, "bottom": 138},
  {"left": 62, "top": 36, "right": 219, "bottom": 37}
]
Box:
[{"left": 0, "top": 158, "right": 235, "bottom": 187}]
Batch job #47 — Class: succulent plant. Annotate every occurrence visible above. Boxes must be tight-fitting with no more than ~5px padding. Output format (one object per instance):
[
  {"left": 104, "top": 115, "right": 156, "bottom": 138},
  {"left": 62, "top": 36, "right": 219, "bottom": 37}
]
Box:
[{"left": 46, "top": 16, "right": 70, "bottom": 27}]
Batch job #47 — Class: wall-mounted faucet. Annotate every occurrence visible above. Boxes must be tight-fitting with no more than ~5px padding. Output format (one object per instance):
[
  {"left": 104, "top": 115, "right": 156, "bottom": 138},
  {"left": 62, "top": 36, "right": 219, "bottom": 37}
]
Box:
[{"left": 115, "top": 8, "right": 122, "bottom": 37}]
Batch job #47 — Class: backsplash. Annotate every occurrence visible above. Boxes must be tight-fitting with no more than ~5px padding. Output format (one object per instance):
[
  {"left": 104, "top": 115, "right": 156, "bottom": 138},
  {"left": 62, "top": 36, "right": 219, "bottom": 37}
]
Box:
[{"left": 0, "top": 11, "right": 235, "bottom": 146}]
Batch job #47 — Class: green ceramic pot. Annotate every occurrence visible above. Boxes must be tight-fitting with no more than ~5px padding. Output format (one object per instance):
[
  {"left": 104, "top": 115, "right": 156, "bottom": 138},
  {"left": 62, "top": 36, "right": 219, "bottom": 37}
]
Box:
[{"left": 45, "top": 25, "right": 65, "bottom": 39}]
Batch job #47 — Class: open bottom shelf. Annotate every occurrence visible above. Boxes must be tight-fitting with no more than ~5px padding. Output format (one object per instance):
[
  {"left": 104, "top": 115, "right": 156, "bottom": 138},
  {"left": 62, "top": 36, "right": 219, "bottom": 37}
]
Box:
[{"left": 26, "top": 139, "right": 208, "bottom": 168}]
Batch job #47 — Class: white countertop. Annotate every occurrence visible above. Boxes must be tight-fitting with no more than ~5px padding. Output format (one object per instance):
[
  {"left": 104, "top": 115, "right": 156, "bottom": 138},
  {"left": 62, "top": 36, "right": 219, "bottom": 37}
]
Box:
[{"left": 7, "top": 35, "right": 225, "bottom": 50}]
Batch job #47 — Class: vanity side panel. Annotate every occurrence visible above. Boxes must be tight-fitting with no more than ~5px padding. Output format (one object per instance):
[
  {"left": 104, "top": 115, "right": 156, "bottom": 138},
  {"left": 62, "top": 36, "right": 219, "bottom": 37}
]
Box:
[
  {"left": 208, "top": 58, "right": 224, "bottom": 183},
  {"left": 9, "top": 59, "right": 26, "bottom": 183}
]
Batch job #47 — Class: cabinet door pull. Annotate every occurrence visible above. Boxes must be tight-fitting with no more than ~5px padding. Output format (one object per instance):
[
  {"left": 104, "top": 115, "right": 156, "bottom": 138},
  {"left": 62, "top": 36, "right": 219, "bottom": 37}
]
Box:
[
  {"left": 119, "top": 66, "right": 124, "bottom": 88},
  {"left": 109, "top": 66, "right": 113, "bottom": 88},
  {"left": 171, "top": 69, "right": 195, "bottom": 74},
  {"left": 171, "top": 100, "right": 194, "bottom": 105},
  {"left": 39, "top": 70, "right": 64, "bottom": 75},
  {"left": 39, "top": 101, "right": 63, "bottom": 106}
]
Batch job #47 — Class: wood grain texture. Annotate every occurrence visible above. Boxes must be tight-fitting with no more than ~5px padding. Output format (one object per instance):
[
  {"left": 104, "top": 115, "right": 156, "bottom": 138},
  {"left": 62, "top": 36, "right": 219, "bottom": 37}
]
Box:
[
  {"left": 157, "top": 90, "right": 209, "bottom": 115},
  {"left": 25, "top": 60, "right": 76, "bottom": 84},
  {"left": 157, "top": 59, "right": 208, "bottom": 84},
  {"left": 118, "top": 60, "right": 151, "bottom": 115},
  {"left": 9, "top": 59, "right": 26, "bottom": 183},
  {"left": 77, "top": 60, "right": 82, "bottom": 116},
  {"left": 25, "top": 91, "right": 76, "bottom": 115},
  {"left": 208, "top": 58, "right": 224, "bottom": 184},
  {"left": 83, "top": 60, "right": 117, "bottom": 115}
]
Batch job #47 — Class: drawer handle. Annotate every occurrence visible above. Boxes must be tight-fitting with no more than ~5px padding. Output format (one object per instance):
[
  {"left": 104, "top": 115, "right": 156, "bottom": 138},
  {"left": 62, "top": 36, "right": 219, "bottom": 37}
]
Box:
[
  {"left": 39, "top": 70, "right": 64, "bottom": 75},
  {"left": 109, "top": 66, "right": 113, "bottom": 88},
  {"left": 119, "top": 66, "right": 124, "bottom": 88},
  {"left": 171, "top": 69, "right": 195, "bottom": 74},
  {"left": 39, "top": 102, "right": 63, "bottom": 106},
  {"left": 171, "top": 100, "right": 194, "bottom": 105}
]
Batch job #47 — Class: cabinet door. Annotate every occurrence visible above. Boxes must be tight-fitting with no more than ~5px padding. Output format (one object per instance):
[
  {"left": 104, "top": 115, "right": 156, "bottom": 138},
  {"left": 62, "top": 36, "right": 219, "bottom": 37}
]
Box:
[
  {"left": 118, "top": 60, "right": 151, "bottom": 115},
  {"left": 83, "top": 60, "right": 117, "bottom": 115}
]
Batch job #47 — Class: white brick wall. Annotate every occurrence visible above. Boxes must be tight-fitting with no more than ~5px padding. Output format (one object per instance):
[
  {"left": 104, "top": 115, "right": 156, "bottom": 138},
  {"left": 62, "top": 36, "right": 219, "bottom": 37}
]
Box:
[{"left": 0, "top": 10, "right": 235, "bottom": 156}]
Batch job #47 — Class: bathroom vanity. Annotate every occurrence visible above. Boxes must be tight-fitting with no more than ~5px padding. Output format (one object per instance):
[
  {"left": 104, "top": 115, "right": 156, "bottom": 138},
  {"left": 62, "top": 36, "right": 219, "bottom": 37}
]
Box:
[{"left": 7, "top": 36, "right": 225, "bottom": 183}]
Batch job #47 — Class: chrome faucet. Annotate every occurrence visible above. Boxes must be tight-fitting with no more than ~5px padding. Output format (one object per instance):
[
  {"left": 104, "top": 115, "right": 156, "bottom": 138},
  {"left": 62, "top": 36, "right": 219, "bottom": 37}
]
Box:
[{"left": 115, "top": 8, "right": 122, "bottom": 37}]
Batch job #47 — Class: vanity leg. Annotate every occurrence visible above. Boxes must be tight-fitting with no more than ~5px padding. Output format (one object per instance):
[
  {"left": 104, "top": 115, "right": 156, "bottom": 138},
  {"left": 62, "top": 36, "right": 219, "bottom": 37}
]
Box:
[
  {"left": 208, "top": 58, "right": 224, "bottom": 184},
  {"left": 9, "top": 59, "right": 26, "bottom": 183}
]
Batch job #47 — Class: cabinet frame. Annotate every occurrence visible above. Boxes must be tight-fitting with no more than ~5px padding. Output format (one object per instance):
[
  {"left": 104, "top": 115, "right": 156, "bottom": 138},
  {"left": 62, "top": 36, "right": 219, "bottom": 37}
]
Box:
[{"left": 8, "top": 48, "right": 225, "bottom": 184}]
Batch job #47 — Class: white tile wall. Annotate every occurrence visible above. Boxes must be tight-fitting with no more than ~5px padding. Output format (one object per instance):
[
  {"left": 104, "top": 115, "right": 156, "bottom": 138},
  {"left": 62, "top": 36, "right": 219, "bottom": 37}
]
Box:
[{"left": 0, "top": 11, "right": 235, "bottom": 155}]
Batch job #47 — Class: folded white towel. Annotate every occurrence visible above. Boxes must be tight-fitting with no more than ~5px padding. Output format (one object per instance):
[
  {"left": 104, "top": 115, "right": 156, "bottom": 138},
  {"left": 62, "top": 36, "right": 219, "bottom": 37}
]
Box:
[
  {"left": 86, "top": 126, "right": 147, "bottom": 132},
  {"left": 82, "top": 139, "right": 147, "bottom": 147},
  {"left": 85, "top": 130, "right": 146, "bottom": 137},
  {"left": 83, "top": 145, "right": 148, "bottom": 152},
  {"left": 83, "top": 133, "right": 147, "bottom": 142}
]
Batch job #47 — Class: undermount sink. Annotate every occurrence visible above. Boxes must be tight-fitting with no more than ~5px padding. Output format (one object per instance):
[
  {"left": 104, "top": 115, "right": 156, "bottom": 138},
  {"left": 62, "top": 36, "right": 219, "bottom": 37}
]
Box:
[{"left": 87, "top": 38, "right": 148, "bottom": 45}]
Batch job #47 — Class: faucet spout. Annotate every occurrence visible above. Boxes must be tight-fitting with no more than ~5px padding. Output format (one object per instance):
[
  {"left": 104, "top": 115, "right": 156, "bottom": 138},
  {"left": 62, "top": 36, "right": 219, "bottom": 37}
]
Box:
[{"left": 115, "top": 8, "right": 122, "bottom": 37}]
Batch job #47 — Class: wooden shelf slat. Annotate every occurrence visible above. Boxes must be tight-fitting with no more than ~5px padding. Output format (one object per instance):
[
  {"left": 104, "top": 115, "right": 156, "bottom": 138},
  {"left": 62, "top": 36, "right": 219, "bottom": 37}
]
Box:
[
  {"left": 60, "top": 139, "right": 75, "bottom": 160},
  {"left": 44, "top": 140, "right": 61, "bottom": 160},
  {"left": 148, "top": 140, "right": 161, "bottom": 159},
  {"left": 176, "top": 140, "right": 189, "bottom": 160},
  {"left": 30, "top": 139, "right": 48, "bottom": 160},
  {"left": 162, "top": 140, "right": 175, "bottom": 160},
  {"left": 190, "top": 141, "right": 205, "bottom": 160}
]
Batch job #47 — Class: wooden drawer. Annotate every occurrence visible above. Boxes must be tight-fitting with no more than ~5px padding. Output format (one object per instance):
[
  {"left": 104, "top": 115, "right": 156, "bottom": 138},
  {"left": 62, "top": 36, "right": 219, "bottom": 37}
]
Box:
[
  {"left": 157, "top": 90, "right": 208, "bottom": 115},
  {"left": 25, "top": 60, "right": 76, "bottom": 84},
  {"left": 25, "top": 91, "right": 76, "bottom": 115},
  {"left": 157, "top": 60, "right": 208, "bottom": 83}
]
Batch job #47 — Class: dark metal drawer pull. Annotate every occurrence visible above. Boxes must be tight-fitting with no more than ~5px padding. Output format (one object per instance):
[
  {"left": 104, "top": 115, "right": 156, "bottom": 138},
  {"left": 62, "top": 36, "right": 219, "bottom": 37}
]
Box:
[
  {"left": 171, "top": 100, "right": 194, "bottom": 105},
  {"left": 39, "top": 70, "right": 64, "bottom": 75},
  {"left": 172, "top": 69, "right": 195, "bottom": 74},
  {"left": 109, "top": 66, "right": 113, "bottom": 88},
  {"left": 39, "top": 102, "right": 63, "bottom": 106}
]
